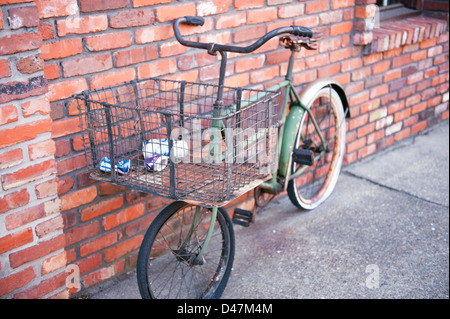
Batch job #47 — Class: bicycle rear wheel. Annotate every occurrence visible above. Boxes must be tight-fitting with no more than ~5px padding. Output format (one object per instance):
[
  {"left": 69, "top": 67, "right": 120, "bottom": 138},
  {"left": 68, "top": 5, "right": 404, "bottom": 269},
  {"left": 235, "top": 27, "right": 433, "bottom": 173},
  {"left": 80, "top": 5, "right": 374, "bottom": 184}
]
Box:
[
  {"left": 137, "top": 201, "right": 234, "bottom": 299},
  {"left": 287, "top": 85, "right": 346, "bottom": 210}
]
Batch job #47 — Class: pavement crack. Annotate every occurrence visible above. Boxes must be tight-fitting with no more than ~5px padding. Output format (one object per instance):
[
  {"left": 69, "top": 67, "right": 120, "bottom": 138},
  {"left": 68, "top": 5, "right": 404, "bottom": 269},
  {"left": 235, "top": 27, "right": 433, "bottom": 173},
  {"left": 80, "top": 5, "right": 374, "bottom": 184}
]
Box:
[{"left": 343, "top": 170, "right": 449, "bottom": 209}]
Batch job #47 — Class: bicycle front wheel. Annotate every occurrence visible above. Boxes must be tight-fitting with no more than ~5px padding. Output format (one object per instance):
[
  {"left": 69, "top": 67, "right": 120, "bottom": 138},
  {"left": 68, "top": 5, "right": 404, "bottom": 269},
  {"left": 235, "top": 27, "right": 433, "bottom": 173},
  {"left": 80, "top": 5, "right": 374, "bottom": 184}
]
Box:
[
  {"left": 287, "top": 85, "right": 346, "bottom": 210},
  {"left": 137, "top": 201, "right": 235, "bottom": 299}
]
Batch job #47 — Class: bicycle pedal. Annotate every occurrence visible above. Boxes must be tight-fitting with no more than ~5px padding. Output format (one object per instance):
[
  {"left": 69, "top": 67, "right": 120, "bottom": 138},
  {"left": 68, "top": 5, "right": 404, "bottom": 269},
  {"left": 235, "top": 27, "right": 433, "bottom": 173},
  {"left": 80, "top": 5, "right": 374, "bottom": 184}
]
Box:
[
  {"left": 232, "top": 208, "right": 253, "bottom": 227},
  {"left": 293, "top": 148, "right": 314, "bottom": 166}
]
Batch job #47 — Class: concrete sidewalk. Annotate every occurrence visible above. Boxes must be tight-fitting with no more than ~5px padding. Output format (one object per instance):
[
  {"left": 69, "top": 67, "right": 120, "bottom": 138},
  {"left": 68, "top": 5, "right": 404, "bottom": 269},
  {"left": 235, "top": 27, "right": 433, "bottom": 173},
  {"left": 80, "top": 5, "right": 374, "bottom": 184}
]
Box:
[{"left": 86, "top": 121, "right": 449, "bottom": 299}]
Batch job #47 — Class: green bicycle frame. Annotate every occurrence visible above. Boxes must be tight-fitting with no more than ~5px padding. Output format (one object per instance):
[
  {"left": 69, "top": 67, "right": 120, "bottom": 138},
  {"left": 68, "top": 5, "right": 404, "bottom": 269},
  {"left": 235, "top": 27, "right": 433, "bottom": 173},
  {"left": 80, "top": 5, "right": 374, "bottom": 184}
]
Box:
[{"left": 190, "top": 48, "right": 349, "bottom": 259}]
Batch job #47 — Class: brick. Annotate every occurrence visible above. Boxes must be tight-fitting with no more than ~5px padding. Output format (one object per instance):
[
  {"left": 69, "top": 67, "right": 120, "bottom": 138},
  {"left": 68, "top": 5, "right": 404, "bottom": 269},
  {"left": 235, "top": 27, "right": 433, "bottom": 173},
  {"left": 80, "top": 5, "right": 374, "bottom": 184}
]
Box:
[
  {"left": 164, "top": 70, "right": 199, "bottom": 83},
  {"left": 21, "top": 96, "right": 50, "bottom": 118},
  {"left": 177, "top": 52, "right": 216, "bottom": 71},
  {"left": 133, "top": 0, "right": 171, "bottom": 7},
  {"left": 341, "top": 57, "right": 362, "bottom": 72},
  {"left": 234, "top": 0, "right": 264, "bottom": 10},
  {"left": 51, "top": 116, "right": 80, "bottom": 139},
  {"left": 57, "top": 176, "right": 74, "bottom": 195},
  {"left": 247, "top": 7, "right": 277, "bottom": 24},
  {"left": 407, "top": 71, "right": 424, "bottom": 85},
  {"left": 41, "top": 39, "right": 83, "bottom": 61},
  {"left": 136, "top": 24, "right": 174, "bottom": 44},
  {"left": 43, "top": 64, "right": 59, "bottom": 81},
  {"left": 331, "top": 21, "right": 353, "bottom": 36},
  {"left": 35, "top": 178, "right": 58, "bottom": 199},
  {"left": 0, "top": 104, "right": 18, "bottom": 126},
  {"left": 38, "top": 22, "right": 54, "bottom": 40},
  {"left": 0, "top": 266, "right": 35, "bottom": 296},
  {"left": 57, "top": 15, "right": 108, "bottom": 37},
  {"left": 233, "top": 25, "right": 266, "bottom": 43},
  {"left": 0, "top": 118, "right": 52, "bottom": 150},
  {"left": 65, "top": 221, "right": 100, "bottom": 246},
  {"left": 385, "top": 121, "right": 402, "bottom": 136},
  {"left": 347, "top": 137, "right": 366, "bottom": 153},
  {"left": 369, "top": 106, "right": 387, "bottom": 122},
  {"left": 0, "top": 32, "right": 42, "bottom": 56},
  {"left": 13, "top": 270, "right": 66, "bottom": 298},
  {"left": 216, "top": 12, "right": 246, "bottom": 29},
  {"left": 80, "top": 196, "right": 124, "bottom": 222},
  {"left": 235, "top": 55, "right": 265, "bottom": 73},
  {"left": 98, "top": 182, "right": 127, "bottom": 196},
  {"left": 0, "top": 75, "right": 48, "bottom": 105},
  {"left": 137, "top": 59, "right": 176, "bottom": 79},
  {"left": 35, "top": 0, "right": 79, "bottom": 18},
  {"left": 5, "top": 203, "right": 45, "bottom": 230},
  {"left": 125, "top": 190, "right": 151, "bottom": 205},
  {"left": 8, "top": 5, "right": 39, "bottom": 29},
  {"left": 370, "top": 84, "right": 389, "bottom": 99},
  {"left": 82, "top": 259, "right": 125, "bottom": 288},
  {"left": 35, "top": 214, "right": 64, "bottom": 238},
  {"left": 2, "top": 159, "right": 56, "bottom": 191},
  {"left": 125, "top": 213, "right": 155, "bottom": 236},
  {"left": 114, "top": 46, "right": 158, "bottom": 68},
  {"left": 42, "top": 249, "right": 76, "bottom": 274},
  {"left": 60, "top": 185, "right": 97, "bottom": 211},
  {"left": 383, "top": 69, "right": 401, "bottom": 83},
  {"left": 0, "top": 148, "right": 23, "bottom": 170},
  {"left": 103, "top": 235, "right": 143, "bottom": 262},
  {"left": 411, "top": 120, "right": 427, "bottom": 134},
  {"left": 305, "top": 0, "right": 330, "bottom": 14},
  {"left": 0, "top": 188, "right": 29, "bottom": 214},
  {"left": 80, "top": 230, "right": 122, "bottom": 257},
  {"left": 155, "top": 3, "right": 196, "bottom": 23},
  {"left": 62, "top": 54, "right": 113, "bottom": 77},
  {"left": 76, "top": 171, "right": 96, "bottom": 189},
  {"left": 372, "top": 60, "right": 390, "bottom": 75},
  {"left": 48, "top": 78, "right": 88, "bottom": 102},
  {"left": 56, "top": 153, "right": 86, "bottom": 176},
  {"left": 80, "top": 0, "right": 128, "bottom": 12},
  {"left": 357, "top": 122, "right": 376, "bottom": 138},
  {"left": 332, "top": 0, "right": 355, "bottom": 9},
  {"left": 102, "top": 203, "right": 145, "bottom": 231},
  {"left": 91, "top": 68, "right": 136, "bottom": 90},
  {"left": 0, "top": 59, "right": 11, "bottom": 79},
  {"left": 278, "top": 4, "right": 304, "bottom": 19},
  {"left": 0, "top": 228, "right": 33, "bottom": 254},
  {"left": 85, "top": 32, "right": 132, "bottom": 52},
  {"left": 392, "top": 54, "right": 411, "bottom": 68},
  {"left": 16, "top": 54, "right": 44, "bottom": 75},
  {"left": 28, "top": 139, "right": 56, "bottom": 160},
  {"left": 110, "top": 9, "right": 154, "bottom": 28},
  {"left": 349, "top": 113, "right": 369, "bottom": 130},
  {"left": 197, "top": 0, "right": 232, "bottom": 17},
  {"left": 394, "top": 128, "right": 410, "bottom": 141}
]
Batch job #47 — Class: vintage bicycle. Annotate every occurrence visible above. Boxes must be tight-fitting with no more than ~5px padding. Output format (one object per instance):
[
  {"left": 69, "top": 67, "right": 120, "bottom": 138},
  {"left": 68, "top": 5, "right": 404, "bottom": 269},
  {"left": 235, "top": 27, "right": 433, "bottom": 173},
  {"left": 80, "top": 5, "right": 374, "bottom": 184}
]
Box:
[{"left": 75, "top": 16, "right": 350, "bottom": 299}]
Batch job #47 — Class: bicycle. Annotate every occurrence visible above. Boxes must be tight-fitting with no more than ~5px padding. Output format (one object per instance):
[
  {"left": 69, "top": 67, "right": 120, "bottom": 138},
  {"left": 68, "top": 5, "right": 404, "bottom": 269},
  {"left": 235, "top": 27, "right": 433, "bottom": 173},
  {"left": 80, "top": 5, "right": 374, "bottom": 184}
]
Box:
[{"left": 76, "top": 16, "right": 350, "bottom": 299}]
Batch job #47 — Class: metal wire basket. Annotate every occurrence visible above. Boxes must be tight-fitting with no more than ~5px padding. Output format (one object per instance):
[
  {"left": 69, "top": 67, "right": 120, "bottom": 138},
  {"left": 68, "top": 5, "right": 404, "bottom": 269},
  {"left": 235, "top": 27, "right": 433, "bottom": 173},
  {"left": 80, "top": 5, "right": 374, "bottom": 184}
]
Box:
[{"left": 75, "top": 77, "right": 280, "bottom": 207}]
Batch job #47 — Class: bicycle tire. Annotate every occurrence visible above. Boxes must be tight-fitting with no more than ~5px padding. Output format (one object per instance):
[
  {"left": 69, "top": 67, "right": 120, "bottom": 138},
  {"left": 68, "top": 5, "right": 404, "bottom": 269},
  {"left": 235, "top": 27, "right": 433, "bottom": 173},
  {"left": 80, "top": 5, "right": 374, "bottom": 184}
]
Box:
[
  {"left": 137, "top": 201, "right": 235, "bottom": 299},
  {"left": 287, "top": 85, "right": 346, "bottom": 210}
]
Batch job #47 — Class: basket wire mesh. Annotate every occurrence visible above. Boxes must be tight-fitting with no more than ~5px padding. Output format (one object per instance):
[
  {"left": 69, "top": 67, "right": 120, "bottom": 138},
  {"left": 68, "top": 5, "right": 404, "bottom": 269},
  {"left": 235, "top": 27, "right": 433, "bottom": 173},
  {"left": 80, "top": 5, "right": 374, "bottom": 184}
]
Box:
[{"left": 76, "top": 77, "right": 279, "bottom": 207}]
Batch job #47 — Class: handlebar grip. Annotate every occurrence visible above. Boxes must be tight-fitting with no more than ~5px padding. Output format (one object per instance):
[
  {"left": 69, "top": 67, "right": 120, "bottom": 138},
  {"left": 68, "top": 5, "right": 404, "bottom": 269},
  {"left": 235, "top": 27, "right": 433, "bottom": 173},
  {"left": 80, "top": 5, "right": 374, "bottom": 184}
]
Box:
[
  {"left": 183, "top": 16, "right": 205, "bottom": 26},
  {"left": 292, "top": 25, "right": 314, "bottom": 38}
]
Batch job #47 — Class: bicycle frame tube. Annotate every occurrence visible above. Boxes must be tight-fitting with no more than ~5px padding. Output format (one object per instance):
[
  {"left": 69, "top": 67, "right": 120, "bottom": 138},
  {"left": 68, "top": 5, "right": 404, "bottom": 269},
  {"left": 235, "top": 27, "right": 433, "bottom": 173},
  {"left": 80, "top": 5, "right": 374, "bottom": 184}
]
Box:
[
  {"left": 196, "top": 206, "right": 217, "bottom": 259},
  {"left": 180, "top": 206, "right": 218, "bottom": 262}
]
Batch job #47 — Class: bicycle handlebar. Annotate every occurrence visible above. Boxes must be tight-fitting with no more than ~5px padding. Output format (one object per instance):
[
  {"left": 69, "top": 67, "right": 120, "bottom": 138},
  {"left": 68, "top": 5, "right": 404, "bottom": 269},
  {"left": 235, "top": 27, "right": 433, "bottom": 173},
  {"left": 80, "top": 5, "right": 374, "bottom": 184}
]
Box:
[{"left": 173, "top": 16, "right": 314, "bottom": 55}]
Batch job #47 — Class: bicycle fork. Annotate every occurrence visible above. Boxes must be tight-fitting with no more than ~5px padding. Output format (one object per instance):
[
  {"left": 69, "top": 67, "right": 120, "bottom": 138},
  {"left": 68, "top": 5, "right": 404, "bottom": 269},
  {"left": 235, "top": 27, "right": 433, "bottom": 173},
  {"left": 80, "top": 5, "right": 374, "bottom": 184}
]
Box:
[{"left": 178, "top": 206, "right": 218, "bottom": 266}]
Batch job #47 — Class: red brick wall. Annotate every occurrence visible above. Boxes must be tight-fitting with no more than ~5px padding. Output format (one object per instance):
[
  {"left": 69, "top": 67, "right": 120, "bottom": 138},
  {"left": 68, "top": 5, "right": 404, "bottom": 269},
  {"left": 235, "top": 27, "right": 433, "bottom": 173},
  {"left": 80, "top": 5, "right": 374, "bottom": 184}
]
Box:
[{"left": 0, "top": 0, "right": 448, "bottom": 298}]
